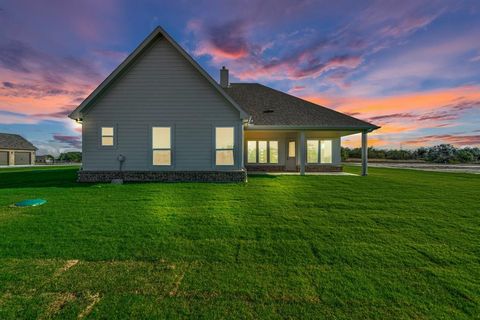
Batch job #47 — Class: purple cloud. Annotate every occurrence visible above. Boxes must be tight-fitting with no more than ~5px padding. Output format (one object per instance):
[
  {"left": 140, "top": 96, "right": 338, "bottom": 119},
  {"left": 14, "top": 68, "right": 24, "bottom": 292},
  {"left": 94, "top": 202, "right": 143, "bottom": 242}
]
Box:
[
  {"left": 33, "top": 107, "right": 75, "bottom": 119},
  {"left": 0, "top": 39, "right": 102, "bottom": 85},
  {"left": 1, "top": 81, "right": 86, "bottom": 99},
  {"left": 52, "top": 134, "right": 81, "bottom": 149},
  {"left": 0, "top": 40, "right": 34, "bottom": 73},
  {"left": 188, "top": 1, "right": 449, "bottom": 85}
]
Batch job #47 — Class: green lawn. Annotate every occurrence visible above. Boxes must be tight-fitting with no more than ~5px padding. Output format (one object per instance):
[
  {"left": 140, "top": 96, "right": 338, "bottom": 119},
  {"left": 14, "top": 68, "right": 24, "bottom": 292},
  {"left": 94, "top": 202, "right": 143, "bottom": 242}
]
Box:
[{"left": 0, "top": 166, "right": 479, "bottom": 319}]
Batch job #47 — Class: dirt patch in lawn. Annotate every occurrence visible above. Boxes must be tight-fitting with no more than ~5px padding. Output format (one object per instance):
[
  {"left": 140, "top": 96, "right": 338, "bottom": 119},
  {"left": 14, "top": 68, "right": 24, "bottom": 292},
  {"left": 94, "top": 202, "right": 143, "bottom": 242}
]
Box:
[
  {"left": 78, "top": 292, "right": 100, "bottom": 319},
  {"left": 54, "top": 259, "right": 79, "bottom": 276},
  {"left": 41, "top": 292, "right": 76, "bottom": 319}
]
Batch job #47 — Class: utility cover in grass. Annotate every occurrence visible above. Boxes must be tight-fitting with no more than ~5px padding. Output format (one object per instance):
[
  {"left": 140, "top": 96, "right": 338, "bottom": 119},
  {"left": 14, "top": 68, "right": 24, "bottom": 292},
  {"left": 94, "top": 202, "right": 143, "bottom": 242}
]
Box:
[{"left": 14, "top": 199, "right": 47, "bottom": 207}]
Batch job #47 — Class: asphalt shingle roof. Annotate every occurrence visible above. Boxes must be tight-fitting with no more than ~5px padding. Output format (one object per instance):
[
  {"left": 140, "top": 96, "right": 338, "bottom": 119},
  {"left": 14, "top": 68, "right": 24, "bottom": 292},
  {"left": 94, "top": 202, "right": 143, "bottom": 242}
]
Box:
[
  {"left": 225, "top": 83, "right": 378, "bottom": 130},
  {"left": 0, "top": 133, "right": 37, "bottom": 150}
]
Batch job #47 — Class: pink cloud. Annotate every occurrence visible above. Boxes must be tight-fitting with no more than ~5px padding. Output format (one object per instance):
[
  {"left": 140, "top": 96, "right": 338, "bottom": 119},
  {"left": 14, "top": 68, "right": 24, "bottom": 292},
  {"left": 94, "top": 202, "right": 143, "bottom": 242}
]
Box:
[
  {"left": 302, "top": 86, "right": 480, "bottom": 148},
  {"left": 188, "top": 19, "right": 251, "bottom": 62},
  {"left": 380, "top": 14, "right": 439, "bottom": 38},
  {"left": 404, "top": 134, "right": 480, "bottom": 147}
]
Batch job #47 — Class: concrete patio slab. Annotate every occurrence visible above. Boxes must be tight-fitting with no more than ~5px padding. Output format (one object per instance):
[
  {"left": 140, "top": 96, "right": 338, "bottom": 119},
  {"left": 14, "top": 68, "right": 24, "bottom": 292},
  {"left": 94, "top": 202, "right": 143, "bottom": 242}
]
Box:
[{"left": 248, "top": 171, "right": 358, "bottom": 176}]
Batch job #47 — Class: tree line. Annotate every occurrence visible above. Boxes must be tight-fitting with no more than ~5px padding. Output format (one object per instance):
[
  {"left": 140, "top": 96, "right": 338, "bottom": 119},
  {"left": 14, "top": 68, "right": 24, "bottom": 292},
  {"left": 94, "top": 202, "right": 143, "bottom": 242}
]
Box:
[
  {"left": 342, "top": 144, "right": 480, "bottom": 163},
  {"left": 39, "top": 152, "right": 82, "bottom": 163}
]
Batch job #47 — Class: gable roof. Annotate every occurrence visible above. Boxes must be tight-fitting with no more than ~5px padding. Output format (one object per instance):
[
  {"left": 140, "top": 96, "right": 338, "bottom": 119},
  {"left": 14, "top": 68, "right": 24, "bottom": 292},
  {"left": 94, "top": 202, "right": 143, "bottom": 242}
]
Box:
[
  {"left": 69, "top": 26, "right": 249, "bottom": 120},
  {"left": 0, "top": 133, "right": 37, "bottom": 151},
  {"left": 225, "top": 83, "right": 379, "bottom": 131}
]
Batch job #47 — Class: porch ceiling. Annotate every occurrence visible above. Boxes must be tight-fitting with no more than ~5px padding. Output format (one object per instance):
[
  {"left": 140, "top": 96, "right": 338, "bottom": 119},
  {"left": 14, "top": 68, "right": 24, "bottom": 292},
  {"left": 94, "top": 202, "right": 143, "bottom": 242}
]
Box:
[{"left": 244, "top": 129, "right": 362, "bottom": 138}]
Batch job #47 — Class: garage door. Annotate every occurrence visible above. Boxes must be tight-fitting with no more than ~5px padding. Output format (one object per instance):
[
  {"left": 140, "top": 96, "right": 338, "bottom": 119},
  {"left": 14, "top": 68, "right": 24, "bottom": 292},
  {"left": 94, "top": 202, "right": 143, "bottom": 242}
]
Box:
[
  {"left": 14, "top": 152, "right": 31, "bottom": 165},
  {"left": 0, "top": 151, "right": 8, "bottom": 165}
]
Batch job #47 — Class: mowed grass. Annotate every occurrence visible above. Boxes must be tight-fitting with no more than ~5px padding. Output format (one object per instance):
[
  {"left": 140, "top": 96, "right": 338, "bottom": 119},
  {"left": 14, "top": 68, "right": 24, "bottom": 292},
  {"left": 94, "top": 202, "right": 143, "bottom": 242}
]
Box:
[{"left": 0, "top": 166, "right": 479, "bottom": 319}]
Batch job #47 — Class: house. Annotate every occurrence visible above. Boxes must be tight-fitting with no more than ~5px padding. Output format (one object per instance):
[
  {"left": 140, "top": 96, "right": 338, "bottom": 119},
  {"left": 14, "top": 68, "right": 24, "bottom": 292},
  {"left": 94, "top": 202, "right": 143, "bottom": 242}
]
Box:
[
  {"left": 69, "top": 27, "right": 378, "bottom": 182},
  {"left": 0, "top": 133, "right": 37, "bottom": 166},
  {"left": 36, "top": 155, "right": 54, "bottom": 164}
]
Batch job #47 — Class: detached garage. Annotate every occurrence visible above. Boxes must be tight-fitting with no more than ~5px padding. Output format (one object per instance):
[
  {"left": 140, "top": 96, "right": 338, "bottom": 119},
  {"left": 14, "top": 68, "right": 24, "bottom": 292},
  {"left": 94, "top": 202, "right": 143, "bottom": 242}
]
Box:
[{"left": 0, "top": 133, "right": 37, "bottom": 166}]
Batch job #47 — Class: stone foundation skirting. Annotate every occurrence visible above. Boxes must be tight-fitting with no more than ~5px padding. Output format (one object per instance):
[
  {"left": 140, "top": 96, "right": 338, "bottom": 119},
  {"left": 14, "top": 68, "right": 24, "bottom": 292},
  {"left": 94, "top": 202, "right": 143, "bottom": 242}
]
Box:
[
  {"left": 78, "top": 170, "right": 247, "bottom": 183},
  {"left": 245, "top": 165, "right": 287, "bottom": 172},
  {"left": 305, "top": 165, "right": 342, "bottom": 172},
  {"left": 245, "top": 164, "right": 342, "bottom": 172}
]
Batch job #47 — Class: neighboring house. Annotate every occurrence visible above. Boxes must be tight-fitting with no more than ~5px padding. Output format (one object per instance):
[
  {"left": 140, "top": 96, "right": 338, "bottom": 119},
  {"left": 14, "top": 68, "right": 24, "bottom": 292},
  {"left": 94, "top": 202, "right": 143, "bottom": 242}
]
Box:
[
  {"left": 69, "top": 27, "right": 378, "bottom": 182},
  {"left": 0, "top": 133, "right": 37, "bottom": 166},
  {"left": 36, "top": 155, "right": 54, "bottom": 164}
]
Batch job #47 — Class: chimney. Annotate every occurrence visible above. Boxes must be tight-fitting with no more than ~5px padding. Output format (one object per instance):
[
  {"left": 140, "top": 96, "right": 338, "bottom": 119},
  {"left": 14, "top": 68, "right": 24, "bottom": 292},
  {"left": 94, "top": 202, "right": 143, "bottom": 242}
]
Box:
[{"left": 220, "top": 66, "right": 229, "bottom": 88}]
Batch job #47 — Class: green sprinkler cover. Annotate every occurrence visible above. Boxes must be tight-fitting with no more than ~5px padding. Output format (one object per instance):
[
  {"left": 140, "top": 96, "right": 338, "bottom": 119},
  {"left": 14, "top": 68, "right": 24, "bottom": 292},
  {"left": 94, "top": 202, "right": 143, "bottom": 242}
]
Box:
[{"left": 15, "top": 199, "right": 47, "bottom": 207}]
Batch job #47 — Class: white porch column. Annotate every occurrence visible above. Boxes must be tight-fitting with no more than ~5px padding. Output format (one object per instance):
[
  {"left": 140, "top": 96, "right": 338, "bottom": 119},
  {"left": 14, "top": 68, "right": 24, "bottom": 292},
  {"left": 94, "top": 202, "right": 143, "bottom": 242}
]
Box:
[
  {"left": 299, "top": 131, "right": 305, "bottom": 175},
  {"left": 9, "top": 151, "right": 14, "bottom": 166},
  {"left": 240, "top": 123, "right": 244, "bottom": 169},
  {"left": 361, "top": 131, "right": 368, "bottom": 176}
]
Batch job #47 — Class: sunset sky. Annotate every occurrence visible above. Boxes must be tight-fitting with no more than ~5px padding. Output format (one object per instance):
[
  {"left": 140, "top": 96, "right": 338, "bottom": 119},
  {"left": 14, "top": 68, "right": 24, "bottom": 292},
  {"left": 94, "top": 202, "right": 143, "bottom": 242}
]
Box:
[{"left": 1, "top": 0, "right": 479, "bottom": 155}]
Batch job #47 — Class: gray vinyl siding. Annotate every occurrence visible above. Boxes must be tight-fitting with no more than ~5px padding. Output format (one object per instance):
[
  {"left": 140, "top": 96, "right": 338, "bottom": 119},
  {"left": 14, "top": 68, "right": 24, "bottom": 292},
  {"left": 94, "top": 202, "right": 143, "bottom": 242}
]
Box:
[{"left": 82, "top": 36, "right": 242, "bottom": 171}]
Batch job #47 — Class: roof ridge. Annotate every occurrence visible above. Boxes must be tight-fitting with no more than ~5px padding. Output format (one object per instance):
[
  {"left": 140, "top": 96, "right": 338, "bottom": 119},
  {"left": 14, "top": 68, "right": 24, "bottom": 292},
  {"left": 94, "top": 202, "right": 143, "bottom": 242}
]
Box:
[
  {"left": 0, "top": 132, "right": 22, "bottom": 136},
  {"left": 69, "top": 26, "right": 249, "bottom": 120}
]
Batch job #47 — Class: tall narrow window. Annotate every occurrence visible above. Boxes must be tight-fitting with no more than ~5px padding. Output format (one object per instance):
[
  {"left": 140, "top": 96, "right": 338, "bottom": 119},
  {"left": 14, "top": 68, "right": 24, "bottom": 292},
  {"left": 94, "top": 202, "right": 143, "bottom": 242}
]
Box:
[
  {"left": 247, "top": 141, "right": 257, "bottom": 163},
  {"left": 269, "top": 141, "right": 278, "bottom": 163},
  {"left": 321, "top": 140, "right": 332, "bottom": 163},
  {"left": 216, "top": 127, "right": 234, "bottom": 165},
  {"left": 101, "top": 127, "right": 114, "bottom": 146},
  {"left": 288, "top": 141, "right": 296, "bottom": 158},
  {"left": 152, "top": 127, "right": 171, "bottom": 166},
  {"left": 307, "top": 139, "right": 319, "bottom": 163},
  {"left": 258, "top": 141, "right": 268, "bottom": 163}
]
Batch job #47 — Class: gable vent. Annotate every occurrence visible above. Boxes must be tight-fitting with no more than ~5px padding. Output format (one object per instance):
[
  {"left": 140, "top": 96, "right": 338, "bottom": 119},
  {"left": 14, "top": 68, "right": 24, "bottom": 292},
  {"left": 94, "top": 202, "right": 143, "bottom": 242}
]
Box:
[{"left": 263, "top": 109, "right": 274, "bottom": 114}]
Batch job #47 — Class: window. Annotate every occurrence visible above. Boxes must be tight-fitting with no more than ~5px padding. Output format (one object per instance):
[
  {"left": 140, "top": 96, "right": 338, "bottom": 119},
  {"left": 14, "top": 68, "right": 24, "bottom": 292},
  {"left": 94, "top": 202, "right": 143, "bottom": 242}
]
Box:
[
  {"left": 307, "top": 140, "right": 319, "bottom": 163},
  {"left": 288, "top": 141, "right": 296, "bottom": 158},
  {"left": 152, "top": 127, "right": 171, "bottom": 165},
  {"left": 307, "top": 139, "right": 333, "bottom": 163},
  {"left": 258, "top": 141, "right": 268, "bottom": 163},
  {"left": 269, "top": 141, "right": 278, "bottom": 163},
  {"left": 101, "top": 127, "right": 114, "bottom": 146},
  {"left": 216, "top": 127, "right": 234, "bottom": 165},
  {"left": 247, "top": 141, "right": 257, "bottom": 163},
  {"left": 247, "top": 140, "right": 278, "bottom": 164},
  {"left": 320, "top": 140, "right": 332, "bottom": 163}
]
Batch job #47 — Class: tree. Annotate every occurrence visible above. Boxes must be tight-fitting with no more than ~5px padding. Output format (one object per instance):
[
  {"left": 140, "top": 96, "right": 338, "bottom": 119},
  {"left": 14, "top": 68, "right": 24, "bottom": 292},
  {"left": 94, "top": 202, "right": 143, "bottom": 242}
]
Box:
[
  {"left": 57, "top": 152, "right": 82, "bottom": 163},
  {"left": 456, "top": 149, "right": 475, "bottom": 163},
  {"left": 426, "top": 144, "right": 457, "bottom": 163},
  {"left": 340, "top": 144, "right": 478, "bottom": 163},
  {"left": 341, "top": 147, "right": 350, "bottom": 161}
]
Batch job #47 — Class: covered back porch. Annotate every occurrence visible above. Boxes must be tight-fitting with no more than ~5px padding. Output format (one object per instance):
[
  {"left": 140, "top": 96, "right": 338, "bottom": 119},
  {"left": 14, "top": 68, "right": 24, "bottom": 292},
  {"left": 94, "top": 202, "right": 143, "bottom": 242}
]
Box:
[{"left": 243, "top": 128, "right": 370, "bottom": 176}]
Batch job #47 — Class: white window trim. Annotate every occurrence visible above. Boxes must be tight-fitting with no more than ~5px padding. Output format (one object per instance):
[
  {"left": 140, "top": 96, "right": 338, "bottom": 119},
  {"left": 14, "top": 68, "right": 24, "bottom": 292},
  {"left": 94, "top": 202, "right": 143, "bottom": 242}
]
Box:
[
  {"left": 151, "top": 126, "right": 174, "bottom": 168},
  {"left": 247, "top": 140, "right": 279, "bottom": 164},
  {"left": 288, "top": 140, "right": 296, "bottom": 158},
  {"left": 99, "top": 125, "right": 117, "bottom": 148},
  {"left": 306, "top": 139, "right": 333, "bottom": 164},
  {"left": 320, "top": 140, "right": 333, "bottom": 164},
  {"left": 215, "top": 126, "right": 235, "bottom": 167}
]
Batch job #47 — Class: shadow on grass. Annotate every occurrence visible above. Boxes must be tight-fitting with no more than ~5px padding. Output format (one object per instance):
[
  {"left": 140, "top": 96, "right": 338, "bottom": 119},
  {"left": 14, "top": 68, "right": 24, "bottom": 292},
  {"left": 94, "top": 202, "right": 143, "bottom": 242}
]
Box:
[
  {"left": 0, "top": 167, "right": 94, "bottom": 189},
  {"left": 246, "top": 174, "right": 278, "bottom": 179}
]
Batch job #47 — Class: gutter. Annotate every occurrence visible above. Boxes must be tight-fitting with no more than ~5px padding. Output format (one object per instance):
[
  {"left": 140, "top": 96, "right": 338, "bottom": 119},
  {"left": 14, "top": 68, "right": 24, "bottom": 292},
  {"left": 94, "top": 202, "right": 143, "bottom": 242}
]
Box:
[{"left": 245, "top": 125, "right": 380, "bottom": 132}]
